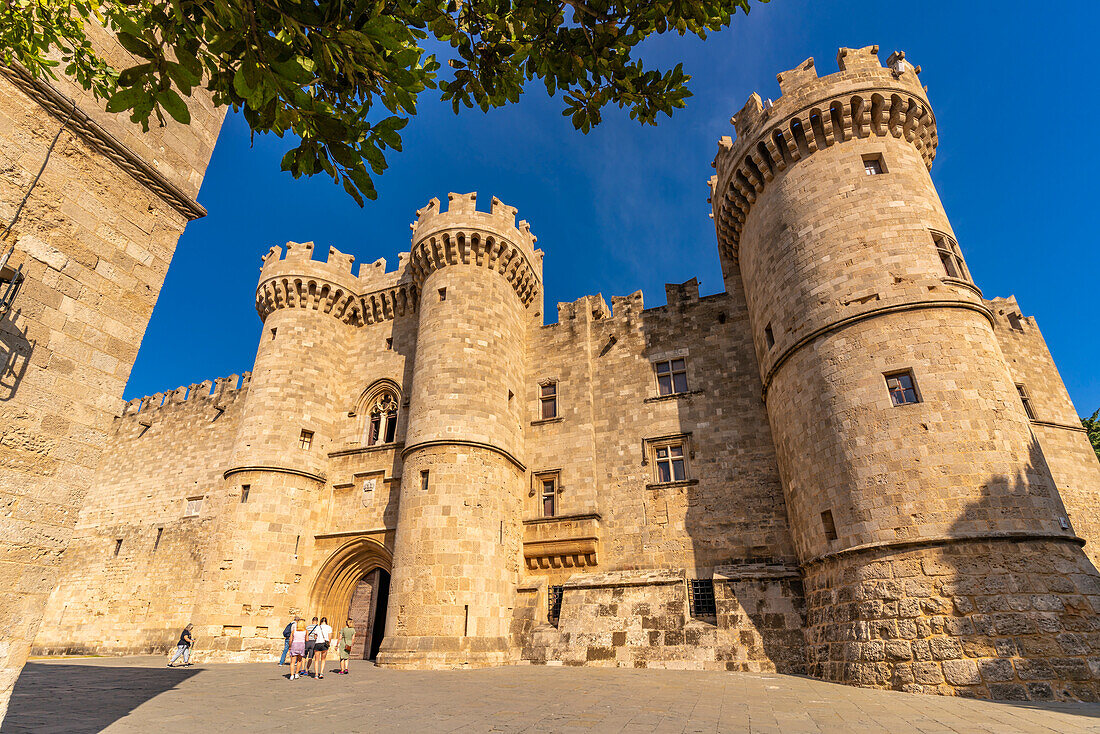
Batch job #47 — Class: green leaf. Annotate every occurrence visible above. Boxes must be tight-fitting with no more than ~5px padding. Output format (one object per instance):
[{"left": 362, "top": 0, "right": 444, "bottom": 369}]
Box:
[{"left": 157, "top": 88, "right": 191, "bottom": 124}]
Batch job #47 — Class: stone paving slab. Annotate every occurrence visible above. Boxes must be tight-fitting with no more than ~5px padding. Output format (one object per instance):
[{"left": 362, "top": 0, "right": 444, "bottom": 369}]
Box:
[{"left": 4, "top": 657, "right": 1100, "bottom": 734}]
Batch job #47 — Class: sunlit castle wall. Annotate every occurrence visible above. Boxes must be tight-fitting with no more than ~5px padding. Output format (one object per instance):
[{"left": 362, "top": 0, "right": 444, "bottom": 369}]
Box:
[{"left": 712, "top": 45, "right": 1100, "bottom": 700}]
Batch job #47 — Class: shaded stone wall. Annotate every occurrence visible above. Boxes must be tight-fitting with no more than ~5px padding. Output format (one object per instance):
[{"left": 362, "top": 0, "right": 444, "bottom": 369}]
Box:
[
  {"left": 803, "top": 539, "right": 1100, "bottom": 700},
  {"left": 989, "top": 297, "right": 1100, "bottom": 567}
]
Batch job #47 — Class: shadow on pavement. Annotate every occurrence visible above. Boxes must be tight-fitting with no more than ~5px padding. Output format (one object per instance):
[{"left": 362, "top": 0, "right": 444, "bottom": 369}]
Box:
[{"left": 1, "top": 662, "right": 201, "bottom": 734}]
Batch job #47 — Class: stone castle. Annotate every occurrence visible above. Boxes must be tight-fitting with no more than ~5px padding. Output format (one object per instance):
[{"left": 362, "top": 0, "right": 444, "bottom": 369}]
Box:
[{"left": 29, "top": 46, "right": 1100, "bottom": 701}]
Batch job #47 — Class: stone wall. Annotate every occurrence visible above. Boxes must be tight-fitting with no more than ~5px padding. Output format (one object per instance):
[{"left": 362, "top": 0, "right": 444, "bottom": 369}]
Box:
[
  {"left": 803, "top": 539, "right": 1100, "bottom": 701},
  {"left": 0, "top": 34, "right": 223, "bottom": 716},
  {"left": 989, "top": 297, "right": 1100, "bottom": 567},
  {"left": 31, "top": 376, "right": 248, "bottom": 656},
  {"left": 524, "top": 278, "right": 796, "bottom": 579},
  {"left": 517, "top": 568, "right": 806, "bottom": 672}
]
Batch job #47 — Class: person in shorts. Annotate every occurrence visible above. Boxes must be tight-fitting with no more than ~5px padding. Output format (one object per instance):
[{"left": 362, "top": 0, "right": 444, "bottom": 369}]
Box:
[
  {"left": 309, "top": 617, "right": 333, "bottom": 679},
  {"left": 304, "top": 616, "right": 319, "bottom": 674}
]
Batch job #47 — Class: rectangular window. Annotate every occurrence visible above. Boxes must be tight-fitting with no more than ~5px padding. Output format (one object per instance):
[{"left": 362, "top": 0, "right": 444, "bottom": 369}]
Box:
[
  {"left": 862, "top": 153, "right": 886, "bottom": 175},
  {"left": 183, "top": 497, "right": 203, "bottom": 518},
  {"left": 689, "top": 579, "right": 717, "bottom": 618},
  {"left": 385, "top": 337, "right": 393, "bottom": 350},
  {"left": 298, "top": 429, "right": 314, "bottom": 450},
  {"left": 270, "top": 328, "right": 277, "bottom": 340},
  {"left": 240, "top": 485, "right": 250, "bottom": 503},
  {"left": 540, "top": 382, "right": 557, "bottom": 420},
  {"left": 153, "top": 527, "right": 163, "bottom": 551},
  {"left": 548, "top": 585, "right": 564, "bottom": 626},
  {"left": 1016, "top": 384, "right": 1035, "bottom": 420},
  {"left": 114, "top": 538, "right": 123, "bottom": 557},
  {"left": 932, "top": 232, "right": 970, "bottom": 282},
  {"left": 885, "top": 370, "right": 920, "bottom": 406},
  {"left": 438, "top": 287, "right": 447, "bottom": 301},
  {"left": 655, "top": 358, "right": 688, "bottom": 396},
  {"left": 654, "top": 443, "right": 687, "bottom": 483},
  {"left": 764, "top": 323, "right": 775, "bottom": 349},
  {"left": 421, "top": 469, "right": 430, "bottom": 491},
  {"left": 541, "top": 477, "right": 556, "bottom": 517},
  {"left": 821, "top": 510, "right": 838, "bottom": 541}
]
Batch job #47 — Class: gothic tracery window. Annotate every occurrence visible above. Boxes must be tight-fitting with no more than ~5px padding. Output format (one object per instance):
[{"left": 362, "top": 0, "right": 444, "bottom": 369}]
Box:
[{"left": 366, "top": 393, "right": 399, "bottom": 446}]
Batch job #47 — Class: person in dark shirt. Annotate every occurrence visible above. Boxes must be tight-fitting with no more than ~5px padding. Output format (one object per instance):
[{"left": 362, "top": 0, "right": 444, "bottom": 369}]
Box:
[{"left": 168, "top": 624, "right": 194, "bottom": 667}]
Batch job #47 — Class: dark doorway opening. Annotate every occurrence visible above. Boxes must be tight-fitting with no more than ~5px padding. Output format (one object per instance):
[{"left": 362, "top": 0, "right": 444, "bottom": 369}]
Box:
[{"left": 346, "top": 568, "right": 391, "bottom": 661}]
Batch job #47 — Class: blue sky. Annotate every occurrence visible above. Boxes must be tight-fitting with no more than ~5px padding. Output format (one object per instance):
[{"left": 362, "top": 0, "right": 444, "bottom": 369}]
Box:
[{"left": 128, "top": 0, "right": 1100, "bottom": 417}]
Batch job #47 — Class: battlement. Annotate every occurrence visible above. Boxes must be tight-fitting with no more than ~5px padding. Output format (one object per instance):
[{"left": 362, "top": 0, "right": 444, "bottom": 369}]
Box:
[
  {"left": 407, "top": 192, "right": 543, "bottom": 309},
  {"left": 119, "top": 372, "right": 251, "bottom": 418},
  {"left": 256, "top": 242, "right": 418, "bottom": 326},
  {"left": 711, "top": 45, "right": 939, "bottom": 262},
  {"left": 410, "top": 192, "right": 539, "bottom": 256}
]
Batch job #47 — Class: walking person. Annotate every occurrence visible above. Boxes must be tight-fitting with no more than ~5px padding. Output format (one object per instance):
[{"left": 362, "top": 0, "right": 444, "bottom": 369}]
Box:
[
  {"left": 278, "top": 618, "right": 294, "bottom": 665},
  {"left": 288, "top": 618, "right": 307, "bottom": 680},
  {"left": 304, "top": 616, "right": 319, "bottom": 676},
  {"left": 309, "top": 617, "right": 333, "bottom": 679},
  {"left": 167, "top": 623, "right": 194, "bottom": 667},
  {"left": 337, "top": 619, "right": 355, "bottom": 675}
]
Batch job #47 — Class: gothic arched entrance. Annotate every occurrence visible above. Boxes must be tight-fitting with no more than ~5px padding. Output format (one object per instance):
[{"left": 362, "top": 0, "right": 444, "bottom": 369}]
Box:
[{"left": 307, "top": 537, "right": 393, "bottom": 660}]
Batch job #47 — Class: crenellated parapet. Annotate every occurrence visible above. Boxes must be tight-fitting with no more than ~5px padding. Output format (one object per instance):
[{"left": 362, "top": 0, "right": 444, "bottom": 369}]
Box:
[
  {"left": 118, "top": 372, "right": 251, "bottom": 418},
  {"left": 407, "top": 192, "right": 543, "bottom": 308},
  {"left": 255, "top": 241, "right": 418, "bottom": 326},
  {"left": 710, "top": 46, "right": 938, "bottom": 262}
]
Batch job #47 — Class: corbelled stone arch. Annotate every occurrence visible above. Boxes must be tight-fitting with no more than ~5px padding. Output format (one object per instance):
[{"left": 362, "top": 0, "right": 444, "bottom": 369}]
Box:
[{"left": 306, "top": 536, "right": 393, "bottom": 628}]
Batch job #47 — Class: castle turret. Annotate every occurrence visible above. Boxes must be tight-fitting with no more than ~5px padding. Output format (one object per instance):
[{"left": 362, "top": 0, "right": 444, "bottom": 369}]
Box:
[
  {"left": 713, "top": 47, "right": 1100, "bottom": 699},
  {"left": 376, "top": 193, "right": 541, "bottom": 668},
  {"left": 192, "top": 242, "right": 364, "bottom": 657}
]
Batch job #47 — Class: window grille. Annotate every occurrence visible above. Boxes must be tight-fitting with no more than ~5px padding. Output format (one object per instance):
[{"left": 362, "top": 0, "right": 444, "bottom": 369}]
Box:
[
  {"left": 863, "top": 155, "right": 885, "bottom": 175},
  {"left": 540, "top": 382, "right": 557, "bottom": 419},
  {"left": 654, "top": 444, "right": 687, "bottom": 483},
  {"left": 689, "top": 579, "right": 717, "bottom": 618},
  {"left": 885, "top": 371, "right": 920, "bottom": 406},
  {"left": 541, "top": 477, "right": 556, "bottom": 517},
  {"left": 932, "top": 232, "right": 970, "bottom": 283},
  {"left": 655, "top": 359, "right": 688, "bottom": 396},
  {"left": 1016, "top": 384, "right": 1036, "bottom": 420},
  {"left": 298, "top": 429, "right": 314, "bottom": 450},
  {"left": 367, "top": 393, "right": 399, "bottom": 446},
  {"left": 548, "top": 585, "right": 564, "bottom": 625}
]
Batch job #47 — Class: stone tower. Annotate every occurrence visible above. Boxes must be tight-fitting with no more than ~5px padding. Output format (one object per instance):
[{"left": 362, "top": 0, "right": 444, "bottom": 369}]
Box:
[
  {"left": 377, "top": 193, "right": 541, "bottom": 668},
  {"left": 0, "top": 31, "right": 224, "bottom": 715},
  {"left": 711, "top": 46, "right": 1100, "bottom": 698},
  {"left": 191, "top": 242, "right": 364, "bottom": 655}
]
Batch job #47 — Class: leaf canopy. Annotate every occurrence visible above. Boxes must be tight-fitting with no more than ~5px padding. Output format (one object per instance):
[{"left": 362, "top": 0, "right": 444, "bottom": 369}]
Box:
[{"left": 1, "top": 0, "right": 764, "bottom": 204}]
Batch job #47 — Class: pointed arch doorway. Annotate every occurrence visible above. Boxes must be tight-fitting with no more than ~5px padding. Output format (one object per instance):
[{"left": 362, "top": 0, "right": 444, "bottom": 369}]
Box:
[{"left": 308, "top": 537, "right": 393, "bottom": 661}]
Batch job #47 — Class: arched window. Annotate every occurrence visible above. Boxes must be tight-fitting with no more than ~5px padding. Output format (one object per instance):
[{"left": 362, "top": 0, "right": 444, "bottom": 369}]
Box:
[{"left": 366, "top": 393, "right": 399, "bottom": 446}]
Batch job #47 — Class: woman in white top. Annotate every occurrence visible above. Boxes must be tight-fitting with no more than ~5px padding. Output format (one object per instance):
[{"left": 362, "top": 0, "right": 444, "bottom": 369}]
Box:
[{"left": 309, "top": 616, "right": 333, "bottom": 679}]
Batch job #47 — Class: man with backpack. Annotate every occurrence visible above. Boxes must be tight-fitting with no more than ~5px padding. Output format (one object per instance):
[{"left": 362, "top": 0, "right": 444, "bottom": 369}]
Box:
[{"left": 279, "top": 618, "right": 294, "bottom": 665}]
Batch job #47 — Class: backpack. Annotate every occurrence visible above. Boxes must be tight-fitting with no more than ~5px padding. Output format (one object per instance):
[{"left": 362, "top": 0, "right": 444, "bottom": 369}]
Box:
[{"left": 283, "top": 622, "right": 293, "bottom": 639}]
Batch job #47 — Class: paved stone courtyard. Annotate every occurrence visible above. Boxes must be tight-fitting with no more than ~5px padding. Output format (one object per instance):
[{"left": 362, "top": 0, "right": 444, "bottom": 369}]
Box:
[{"left": 4, "top": 656, "right": 1100, "bottom": 733}]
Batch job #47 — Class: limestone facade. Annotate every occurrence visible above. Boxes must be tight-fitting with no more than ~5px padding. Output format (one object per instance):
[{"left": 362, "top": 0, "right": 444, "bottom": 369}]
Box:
[
  {"left": 29, "top": 46, "right": 1100, "bottom": 702},
  {"left": 0, "top": 31, "right": 223, "bottom": 718}
]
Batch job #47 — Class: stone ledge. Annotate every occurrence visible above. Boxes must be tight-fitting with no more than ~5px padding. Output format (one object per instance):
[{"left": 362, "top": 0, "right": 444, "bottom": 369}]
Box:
[
  {"left": 328, "top": 441, "right": 404, "bottom": 458},
  {"left": 645, "top": 479, "right": 699, "bottom": 491},
  {"left": 644, "top": 390, "right": 705, "bottom": 404},
  {"left": 564, "top": 568, "right": 685, "bottom": 590}
]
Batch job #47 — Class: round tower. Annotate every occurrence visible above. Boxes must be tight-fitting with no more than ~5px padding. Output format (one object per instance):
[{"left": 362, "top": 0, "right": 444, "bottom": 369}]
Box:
[
  {"left": 194, "top": 242, "right": 364, "bottom": 659},
  {"left": 376, "top": 193, "right": 540, "bottom": 668},
  {"left": 712, "top": 46, "right": 1100, "bottom": 699}
]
